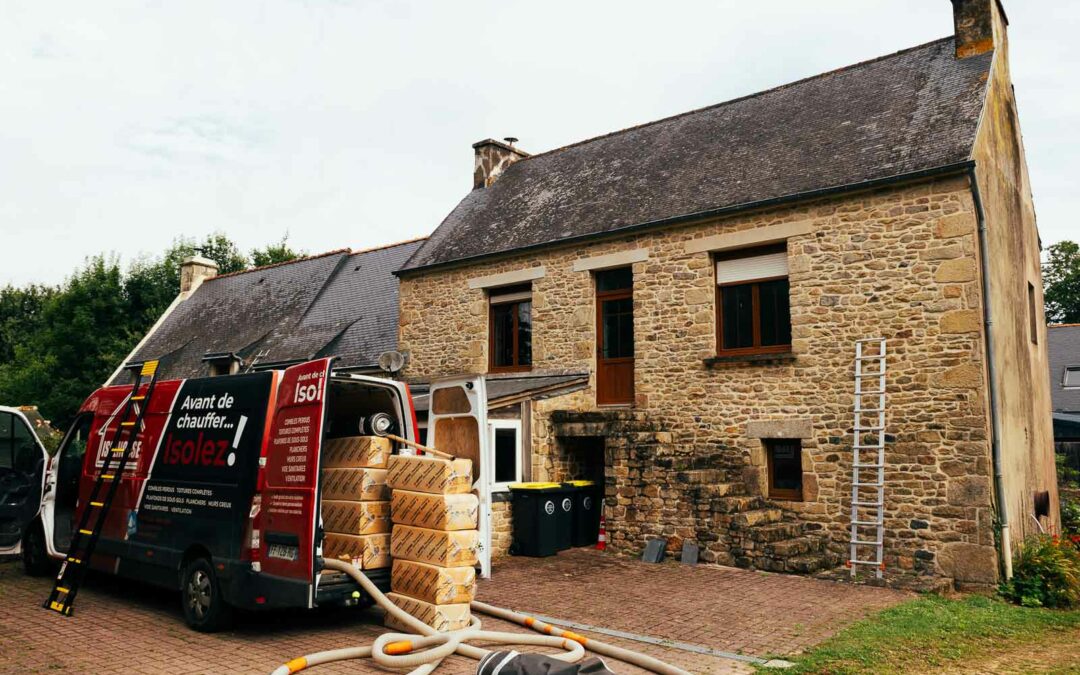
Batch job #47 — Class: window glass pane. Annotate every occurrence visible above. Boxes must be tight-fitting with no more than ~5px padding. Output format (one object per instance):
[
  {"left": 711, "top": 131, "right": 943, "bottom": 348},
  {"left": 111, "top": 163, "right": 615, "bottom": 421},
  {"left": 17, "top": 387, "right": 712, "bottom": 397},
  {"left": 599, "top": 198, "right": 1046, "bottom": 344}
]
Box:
[
  {"left": 721, "top": 284, "right": 754, "bottom": 350},
  {"left": 769, "top": 440, "right": 802, "bottom": 492},
  {"left": 1065, "top": 367, "right": 1080, "bottom": 388},
  {"left": 759, "top": 278, "right": 791, "bottom": 347},
  {"left": 601, "top": 297, "right": 634, "bottom": 359},
  {"left": 517, "top": 302, "right": 532, "bottom": 366},
  {"left": 491, "top": 303, "right": 515, "bottom": 367},
  {"left": 596, "top": 267, "right": 632, "bottom": 292},
  {"left": 0, "top": 413, "right": 12, "bottom": 469},
  {"left": 494, "top": 428, "right": 517, "bottom": 483},
  {"left": 12, "top": 417, "right": 40, "bottom": 473}
]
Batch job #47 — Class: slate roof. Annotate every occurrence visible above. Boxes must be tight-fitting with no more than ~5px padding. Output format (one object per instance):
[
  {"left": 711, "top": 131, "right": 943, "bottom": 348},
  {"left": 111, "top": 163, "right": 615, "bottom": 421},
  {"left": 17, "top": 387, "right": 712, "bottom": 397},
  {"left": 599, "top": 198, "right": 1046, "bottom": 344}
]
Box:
[
  {"left": 124, "top": 239, "right": 426, "bottom": 382},
  {"left": 400, "top": 38, "right": 993, "bottom": 273},
  {"left": 1049, "top": 324, "right": 1080, "bottom": 414}
]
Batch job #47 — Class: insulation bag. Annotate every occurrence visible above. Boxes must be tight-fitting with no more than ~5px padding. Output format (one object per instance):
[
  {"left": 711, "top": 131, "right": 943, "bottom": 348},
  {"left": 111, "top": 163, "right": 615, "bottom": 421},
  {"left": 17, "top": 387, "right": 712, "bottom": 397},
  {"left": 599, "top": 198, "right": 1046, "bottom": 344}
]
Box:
[
  {"left": 391, "top": 489, "right": 479, "bottom": 531},
  {"left": 387, "top": 454, "right": 473, "bottom": 494},
  {"left": 322, "top": 468, "right": 389, "bottom": 501},
  {"left": 323, "top": 532, "right": 391, "bottom": 569},
  {"left": 391, "top": 559, "right": 476, "bottom": 605},
  {"left": 322, "top": 499, "right": 391, "bottom": 535},
  {"left": 390, "top": 524, "right": 479, "bottom": 567},
  {"left": 385, "top": 592, "right": 471, "bottom": 632},
  {"left": 322, "top": 436, "right": 391, "bottom": 469}
]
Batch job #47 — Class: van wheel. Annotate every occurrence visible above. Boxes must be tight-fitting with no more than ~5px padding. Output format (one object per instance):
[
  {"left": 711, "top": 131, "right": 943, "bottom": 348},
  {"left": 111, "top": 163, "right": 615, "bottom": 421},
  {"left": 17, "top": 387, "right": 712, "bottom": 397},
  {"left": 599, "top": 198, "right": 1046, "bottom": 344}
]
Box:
[
  {"left": 180, "top": 558, "right": 233, "bottom": 632},
  {"left": 22, "top": 522, "right": 53, "bottom": 577}
]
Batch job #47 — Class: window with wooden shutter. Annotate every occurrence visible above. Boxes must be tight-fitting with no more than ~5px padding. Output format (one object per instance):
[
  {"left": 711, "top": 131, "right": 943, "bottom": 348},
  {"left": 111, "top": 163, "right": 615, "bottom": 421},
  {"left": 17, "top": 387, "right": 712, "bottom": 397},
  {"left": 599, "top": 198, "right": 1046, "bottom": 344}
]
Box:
[{"left": 715, "top": 244, "right": 792, "bottom": 355}]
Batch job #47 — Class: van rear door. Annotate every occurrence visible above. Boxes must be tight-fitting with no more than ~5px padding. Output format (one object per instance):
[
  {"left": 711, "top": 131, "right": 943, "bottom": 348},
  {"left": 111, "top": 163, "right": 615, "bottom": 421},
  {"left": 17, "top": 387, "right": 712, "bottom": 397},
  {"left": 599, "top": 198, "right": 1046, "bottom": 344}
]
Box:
[
  {"left": 0, "top": 407, "right": 50, "bottom": 555},
  {"left": 426, "top": 376, "right": 491, "bottom": 578},
  {"left": 260, "top": 358, "right": 332, "bottom": 607}
]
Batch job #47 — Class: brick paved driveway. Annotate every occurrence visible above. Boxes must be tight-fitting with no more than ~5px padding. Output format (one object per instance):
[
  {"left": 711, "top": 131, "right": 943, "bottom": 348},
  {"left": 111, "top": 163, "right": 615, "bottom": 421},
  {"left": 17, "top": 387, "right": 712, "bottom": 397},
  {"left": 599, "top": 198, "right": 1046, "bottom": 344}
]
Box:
[{"left": 0, "top": 550, "right": 909, "bottom": 674}]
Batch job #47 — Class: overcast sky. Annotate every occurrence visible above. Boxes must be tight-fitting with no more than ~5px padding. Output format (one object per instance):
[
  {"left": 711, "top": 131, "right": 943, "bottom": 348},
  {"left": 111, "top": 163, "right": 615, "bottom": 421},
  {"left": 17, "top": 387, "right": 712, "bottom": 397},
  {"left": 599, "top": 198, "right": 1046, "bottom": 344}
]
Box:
[{"left": 2, "top": 1, "right": 1077, "bottom": 287}]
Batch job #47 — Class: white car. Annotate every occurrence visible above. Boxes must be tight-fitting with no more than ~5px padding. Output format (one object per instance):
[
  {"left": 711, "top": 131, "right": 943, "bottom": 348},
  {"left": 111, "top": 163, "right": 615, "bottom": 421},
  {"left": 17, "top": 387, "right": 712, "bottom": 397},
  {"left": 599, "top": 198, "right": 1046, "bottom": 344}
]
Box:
[{"left": 0, "top": 405, "right": 53, "bottom": 575}]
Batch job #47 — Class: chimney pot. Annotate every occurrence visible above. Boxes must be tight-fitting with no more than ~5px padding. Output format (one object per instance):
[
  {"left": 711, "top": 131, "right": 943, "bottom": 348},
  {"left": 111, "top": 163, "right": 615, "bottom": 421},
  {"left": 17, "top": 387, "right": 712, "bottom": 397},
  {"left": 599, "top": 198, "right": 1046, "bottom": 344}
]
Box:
[
  {"left": 472, "top": 138, "right": 529, "bottom": 189},
  {"left": 180, "top": 254, "right": 218, "bottom": 294}
]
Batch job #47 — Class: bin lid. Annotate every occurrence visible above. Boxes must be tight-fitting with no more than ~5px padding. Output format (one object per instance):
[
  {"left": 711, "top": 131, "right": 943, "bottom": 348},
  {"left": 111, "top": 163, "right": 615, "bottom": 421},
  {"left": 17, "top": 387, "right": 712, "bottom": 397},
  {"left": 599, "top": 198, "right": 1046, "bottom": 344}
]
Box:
[
  {"left": 508, "top": 482, "right": 563, "bottom": 490},
  {"left": 565, "top": 480, "right": 596, "bottom": 487}
]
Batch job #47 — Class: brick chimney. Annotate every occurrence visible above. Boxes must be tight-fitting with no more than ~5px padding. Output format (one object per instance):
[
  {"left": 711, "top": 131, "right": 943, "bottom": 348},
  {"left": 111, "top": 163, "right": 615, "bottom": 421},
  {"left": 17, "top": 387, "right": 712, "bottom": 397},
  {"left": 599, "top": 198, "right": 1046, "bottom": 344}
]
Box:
[
  {"left": 472, "top": 138, "right": 529, "bottom": 189},
  {"left": 179, "top": 254, "right": 218, "bottom": 294},
  {"left": 951, "top": 0, "right": 1008, "bottom": 59}
]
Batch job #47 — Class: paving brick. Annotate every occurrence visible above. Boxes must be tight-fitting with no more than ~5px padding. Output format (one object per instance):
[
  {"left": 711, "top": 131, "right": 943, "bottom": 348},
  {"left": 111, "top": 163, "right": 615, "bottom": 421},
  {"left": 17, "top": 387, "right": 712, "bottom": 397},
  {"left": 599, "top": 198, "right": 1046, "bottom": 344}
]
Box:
[{"left": 0, "top": 550, "right": 909, "bottom": 673}]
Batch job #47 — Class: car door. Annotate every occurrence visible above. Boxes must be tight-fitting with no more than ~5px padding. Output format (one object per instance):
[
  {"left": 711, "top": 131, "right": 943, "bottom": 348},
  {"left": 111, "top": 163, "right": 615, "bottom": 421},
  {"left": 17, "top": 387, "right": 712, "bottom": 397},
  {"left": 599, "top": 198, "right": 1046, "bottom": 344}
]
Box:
[
  {"left": 0, "top": 407, "right": 50, "bottom": 554},
  {"left": 260, "top": 358, "right": 332, "bottom": 607},
  {"left": 426, "top": 376, "right": 491, "bottom": 578}
]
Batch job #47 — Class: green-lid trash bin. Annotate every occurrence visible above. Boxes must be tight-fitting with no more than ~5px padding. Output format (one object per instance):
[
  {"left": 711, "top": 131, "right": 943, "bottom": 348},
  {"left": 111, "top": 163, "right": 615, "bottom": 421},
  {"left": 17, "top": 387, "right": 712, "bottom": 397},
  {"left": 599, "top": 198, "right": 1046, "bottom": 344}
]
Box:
[
  {"left": 508, "top": 482, "right": 572, "bottom": 557},
  {"left": 563, "top": 480, "right": 601, "bottom": 547}
]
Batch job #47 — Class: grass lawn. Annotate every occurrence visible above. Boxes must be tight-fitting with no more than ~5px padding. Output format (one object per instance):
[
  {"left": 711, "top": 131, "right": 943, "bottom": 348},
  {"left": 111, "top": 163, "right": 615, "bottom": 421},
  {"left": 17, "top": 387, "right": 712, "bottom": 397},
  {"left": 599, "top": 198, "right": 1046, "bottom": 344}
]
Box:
[{"left": 777, "top": 594, "right": 1080, "bottom": 674}]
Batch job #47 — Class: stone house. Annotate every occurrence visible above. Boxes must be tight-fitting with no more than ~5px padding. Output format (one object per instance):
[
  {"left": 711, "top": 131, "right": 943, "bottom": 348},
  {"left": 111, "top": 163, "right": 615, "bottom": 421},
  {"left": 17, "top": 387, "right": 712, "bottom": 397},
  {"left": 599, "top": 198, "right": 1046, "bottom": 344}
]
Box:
[{"left": 395, "top": 0, "right": 1058, "bottom": 587}]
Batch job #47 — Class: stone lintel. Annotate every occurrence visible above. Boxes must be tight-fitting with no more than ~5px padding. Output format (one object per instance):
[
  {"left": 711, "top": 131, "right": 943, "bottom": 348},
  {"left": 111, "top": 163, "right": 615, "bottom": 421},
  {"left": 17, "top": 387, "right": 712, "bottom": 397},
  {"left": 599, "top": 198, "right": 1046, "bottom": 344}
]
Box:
[
  {"left": 746, "top": 418, "right": 814, "bottom": 440},
  {"left": 572, "top": 248, "right": 649, "bottom": 272},
  {"left": 467, "top": 266, "right": 546, "bottom": 289},
  {"left": 684, "top": 220, "right": 814, "bottom": 255}
]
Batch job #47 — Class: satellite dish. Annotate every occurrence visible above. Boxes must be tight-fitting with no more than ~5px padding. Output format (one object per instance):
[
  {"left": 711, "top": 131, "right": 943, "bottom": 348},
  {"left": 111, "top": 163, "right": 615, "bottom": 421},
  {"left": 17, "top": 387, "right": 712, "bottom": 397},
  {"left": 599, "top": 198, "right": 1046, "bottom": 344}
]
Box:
[{"left": 378, "top": 350, "right": 406, "bottom": 373}]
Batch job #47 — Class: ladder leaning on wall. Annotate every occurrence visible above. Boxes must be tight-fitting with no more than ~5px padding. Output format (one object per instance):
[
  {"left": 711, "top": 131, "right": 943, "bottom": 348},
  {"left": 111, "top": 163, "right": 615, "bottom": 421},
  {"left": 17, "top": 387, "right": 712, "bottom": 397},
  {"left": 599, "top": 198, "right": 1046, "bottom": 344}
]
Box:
[{"left": 849, "top": 338, "right": 887, "bottom": 578}]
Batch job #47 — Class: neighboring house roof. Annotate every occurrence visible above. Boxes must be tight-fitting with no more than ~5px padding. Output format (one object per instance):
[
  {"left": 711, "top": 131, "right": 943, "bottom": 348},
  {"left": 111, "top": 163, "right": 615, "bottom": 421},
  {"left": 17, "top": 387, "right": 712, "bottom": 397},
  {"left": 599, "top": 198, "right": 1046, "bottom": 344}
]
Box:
[
  {"left": 1049, "top": 324, "right": 1080, "bottom": 414},
  {"left": 123, "top": 238, "right": 426, "bottom": 382},
  {"left": 400, "top": 37, "right": 993, "bottom": 273}
]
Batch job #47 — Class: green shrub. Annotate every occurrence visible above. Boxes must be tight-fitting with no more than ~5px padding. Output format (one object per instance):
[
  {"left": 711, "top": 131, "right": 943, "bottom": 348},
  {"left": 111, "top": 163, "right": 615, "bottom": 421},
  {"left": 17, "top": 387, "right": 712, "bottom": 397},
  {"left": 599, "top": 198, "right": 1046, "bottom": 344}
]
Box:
[
  {"left": 1062, "top": 498, "right": 1080, "bottom": 538},
  {"left": 1000, "top": 535, "right": 1080, "bottom": 608}
]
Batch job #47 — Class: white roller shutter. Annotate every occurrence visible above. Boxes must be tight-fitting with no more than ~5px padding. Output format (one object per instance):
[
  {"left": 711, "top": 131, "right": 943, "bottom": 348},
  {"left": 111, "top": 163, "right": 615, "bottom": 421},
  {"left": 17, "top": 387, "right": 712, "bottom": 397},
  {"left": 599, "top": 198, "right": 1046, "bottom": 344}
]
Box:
[{"left": 715, "top": 251, "right": 788, "bottom": 285}]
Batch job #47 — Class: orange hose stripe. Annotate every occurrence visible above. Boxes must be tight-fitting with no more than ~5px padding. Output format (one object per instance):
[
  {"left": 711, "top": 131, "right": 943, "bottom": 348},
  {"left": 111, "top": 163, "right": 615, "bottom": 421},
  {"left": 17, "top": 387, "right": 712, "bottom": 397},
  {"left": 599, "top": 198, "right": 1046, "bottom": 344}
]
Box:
[
  {"left": 385, "top": 641, "right": 413, "bottom": 655},
  {"left": 561, "top": 630, "right": 588, "bottom": 645},
  {"left": 285, "top": 657, "right": 307, "bottom": 673}
]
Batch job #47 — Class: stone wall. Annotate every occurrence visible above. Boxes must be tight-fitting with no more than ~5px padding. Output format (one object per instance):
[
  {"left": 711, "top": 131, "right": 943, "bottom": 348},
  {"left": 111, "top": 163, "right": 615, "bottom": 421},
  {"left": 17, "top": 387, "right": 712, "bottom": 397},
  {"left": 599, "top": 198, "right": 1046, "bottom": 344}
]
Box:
[{"left": 399, "top": 176, "right": 1003, "bottom": 583}]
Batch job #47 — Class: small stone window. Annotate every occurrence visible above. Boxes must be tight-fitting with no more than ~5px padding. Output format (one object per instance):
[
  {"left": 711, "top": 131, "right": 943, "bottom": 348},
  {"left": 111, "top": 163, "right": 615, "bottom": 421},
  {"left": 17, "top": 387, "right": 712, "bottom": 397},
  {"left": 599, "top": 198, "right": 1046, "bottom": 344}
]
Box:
[
  {"left": 714, "top": 244, "right": 792, "bottom": 356},
  {"left": 489, "top": 284, "right": 532, "bottom": 372},
  {"left": 765, "top": 438, "right": 802, "bottom": 501}
]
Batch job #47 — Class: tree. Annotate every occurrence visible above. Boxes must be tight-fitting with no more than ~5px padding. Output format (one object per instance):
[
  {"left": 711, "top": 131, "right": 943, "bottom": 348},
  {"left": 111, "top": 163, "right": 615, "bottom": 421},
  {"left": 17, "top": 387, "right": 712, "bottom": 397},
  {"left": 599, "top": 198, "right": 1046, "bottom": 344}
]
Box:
[
  {"left": 1044, "top": 240, "right": 1080, "bottom": 324},
  {"left": 251, "top": 234, "right": 302, "bottom": 268}
]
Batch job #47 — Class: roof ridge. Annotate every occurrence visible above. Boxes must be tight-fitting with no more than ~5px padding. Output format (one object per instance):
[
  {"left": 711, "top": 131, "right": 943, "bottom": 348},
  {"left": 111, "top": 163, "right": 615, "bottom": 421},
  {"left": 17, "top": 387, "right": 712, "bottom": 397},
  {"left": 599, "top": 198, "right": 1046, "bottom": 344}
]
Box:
[
  {"left": 208, "top": 248, "right": 352, "bottom": 281},
  {"left": 351, "top": 236, "right": 429, "bottom": 256},
  {"left": 518, "top": 36, "right": 956, "bottom": 163}
]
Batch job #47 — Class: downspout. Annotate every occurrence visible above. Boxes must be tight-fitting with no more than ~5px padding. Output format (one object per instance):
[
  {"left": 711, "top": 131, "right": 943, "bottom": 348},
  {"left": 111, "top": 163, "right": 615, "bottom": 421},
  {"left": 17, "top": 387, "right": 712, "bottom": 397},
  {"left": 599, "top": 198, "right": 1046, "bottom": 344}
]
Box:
[{"left": 968, "top": 165, "right": 1012, "bottom": 580}]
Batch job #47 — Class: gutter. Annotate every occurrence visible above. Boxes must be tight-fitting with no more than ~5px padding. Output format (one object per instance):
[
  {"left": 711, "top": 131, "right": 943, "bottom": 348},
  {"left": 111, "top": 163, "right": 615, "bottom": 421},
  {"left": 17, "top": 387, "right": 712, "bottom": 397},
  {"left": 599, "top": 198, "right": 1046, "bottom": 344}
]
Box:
[
  {"left": 395, "top": 161, "right": 977, "bottom": 277},
  {"left": 968, "top": 164, "right": 1012, "bottom": 580}
]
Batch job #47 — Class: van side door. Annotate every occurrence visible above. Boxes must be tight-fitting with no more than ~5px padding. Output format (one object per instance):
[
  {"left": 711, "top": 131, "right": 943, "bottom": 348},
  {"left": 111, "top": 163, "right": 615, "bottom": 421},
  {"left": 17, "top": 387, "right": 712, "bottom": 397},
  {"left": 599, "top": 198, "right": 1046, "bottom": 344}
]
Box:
[
  {"left": 260, "top": 358, "right": 332, "bottom": 606},
  {"left": 0, "top": 408, "right": 50, "bottom": 554},
  {"left": 426, "top": 376, "right": 491, "bottom": 578}
]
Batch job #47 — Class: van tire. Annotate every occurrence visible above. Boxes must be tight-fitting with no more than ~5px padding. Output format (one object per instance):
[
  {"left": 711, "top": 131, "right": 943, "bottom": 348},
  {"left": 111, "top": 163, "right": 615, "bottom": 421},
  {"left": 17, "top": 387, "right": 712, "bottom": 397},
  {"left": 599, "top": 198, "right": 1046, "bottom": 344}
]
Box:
[
  {"left": 22, "top": 522, "right": 53, "bottom": 577},
  {"left": 180, "top": 558, "right": 233, "bottom": 632}
]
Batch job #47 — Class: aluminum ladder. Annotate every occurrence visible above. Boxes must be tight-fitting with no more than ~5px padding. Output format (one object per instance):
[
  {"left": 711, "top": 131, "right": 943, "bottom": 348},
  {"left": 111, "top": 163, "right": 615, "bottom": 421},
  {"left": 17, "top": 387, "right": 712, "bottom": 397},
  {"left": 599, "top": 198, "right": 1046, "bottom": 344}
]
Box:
[
  {"left": 849, "top": 339, "right": 886, "bottom": 578},
  {"left": 44, "top": 359, "right": 160, "bottom": 616}
]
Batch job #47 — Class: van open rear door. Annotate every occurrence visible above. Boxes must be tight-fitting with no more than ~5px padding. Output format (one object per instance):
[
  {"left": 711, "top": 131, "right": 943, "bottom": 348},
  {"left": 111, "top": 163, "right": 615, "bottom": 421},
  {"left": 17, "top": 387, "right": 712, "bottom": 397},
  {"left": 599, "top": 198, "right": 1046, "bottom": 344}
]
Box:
[
  {"left": 260, "top": 358, "right": 332, "bottom": 607},
  {"left": 426, "top": 376, "right": 491, "bottom": 578}
]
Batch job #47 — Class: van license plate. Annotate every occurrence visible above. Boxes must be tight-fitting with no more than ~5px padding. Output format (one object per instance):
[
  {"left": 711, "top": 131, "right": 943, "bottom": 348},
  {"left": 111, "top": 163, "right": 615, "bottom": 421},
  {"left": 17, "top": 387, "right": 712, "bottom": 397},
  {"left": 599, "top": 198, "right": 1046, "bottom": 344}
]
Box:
[{"left": 268, "top": 544, "right": 299, "bottom": 561}]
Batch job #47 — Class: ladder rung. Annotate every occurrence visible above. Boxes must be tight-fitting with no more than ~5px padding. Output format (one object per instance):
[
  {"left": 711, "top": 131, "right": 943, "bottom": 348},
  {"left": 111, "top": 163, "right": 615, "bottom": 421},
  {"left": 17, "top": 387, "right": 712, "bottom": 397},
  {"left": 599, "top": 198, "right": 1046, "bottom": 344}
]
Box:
[
  {"left": 120, "top": 421, "right": 136, "bottom": 427},
  {"left": 855, "top": 372, "right": 884, "bottom": 378},
  {"left": 855, "top": 356, "right": 885, "bottom": 361},
  {"left": 854, "top": 408, "right": 884, "bottom": 413},
  {"left": 852, "top": 520, "right": 882, "bottom": 526},
  {"left": 78, "top": 529, "right": 93, "bottom": 535},
  {"left": 854, "top": 464, "right": 884, "bottom": 469},
  {"left": 856, "top": 390, "right": 885, "bottom": 395},
  {"left": 856, "top": 426, "right": 884, "bottom": 432},
  {"left": 49, "top": 601, "right": 67, "bottom": 612},
  {"left": 853, "top": 445, "right": 884, "bottom": 449},
  {"left": 57, "top": 586, "right": 70, "bottom": 593},
  {"left": 67, "top": 557, "right": 81, "bottom": 564},
  {"left": 111, "top": 447, "right": 126, "bottom": 453},
  {"left": 848, "top": 559, "right": 884, "bottom": 566},
  {"left": 130, "top": 395, "right": 146, "bottom": 401},
  {"left": 854, "top": 482, "right": 883, "bottom": 488},
  {"left": 100, "top": 474, "right": 115, "bottom": 480},
  {"left": 851, "top": 540, "right": 880, "bottom": 546},
  {"left": 90, "top": 501, "right": 104, "bottom": 507},
  {"left": 853, "top": 501, "right": 881, "bottom": 507}
]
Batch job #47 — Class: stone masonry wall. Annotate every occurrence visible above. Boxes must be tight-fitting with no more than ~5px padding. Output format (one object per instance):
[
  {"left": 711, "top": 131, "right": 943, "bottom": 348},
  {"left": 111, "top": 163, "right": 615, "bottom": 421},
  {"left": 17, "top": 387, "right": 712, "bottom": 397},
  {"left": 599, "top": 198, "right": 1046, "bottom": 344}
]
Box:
[{"left": 399, "top": 176, "right": 999, "bottom": 583}]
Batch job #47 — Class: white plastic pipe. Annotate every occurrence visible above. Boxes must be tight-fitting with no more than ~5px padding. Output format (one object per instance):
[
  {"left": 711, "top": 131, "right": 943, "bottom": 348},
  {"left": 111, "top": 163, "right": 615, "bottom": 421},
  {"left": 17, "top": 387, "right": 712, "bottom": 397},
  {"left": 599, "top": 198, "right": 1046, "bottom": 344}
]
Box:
[{"left": 270, "top": 558, "right": 691, "bottom": 675}]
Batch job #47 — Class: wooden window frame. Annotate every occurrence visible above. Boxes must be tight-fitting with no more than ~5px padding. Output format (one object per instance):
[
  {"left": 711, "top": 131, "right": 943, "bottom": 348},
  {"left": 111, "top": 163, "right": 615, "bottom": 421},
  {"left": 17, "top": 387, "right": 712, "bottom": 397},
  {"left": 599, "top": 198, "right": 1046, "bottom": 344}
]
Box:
[
  {"left": 764, "top": 438, "right": 803, "bottom": 501},
  {"left": 715, "top": 275, "right": 792, "bottom": 356},
  {"left": 488, "top": 295, "right": 532, "bottom": 373}
]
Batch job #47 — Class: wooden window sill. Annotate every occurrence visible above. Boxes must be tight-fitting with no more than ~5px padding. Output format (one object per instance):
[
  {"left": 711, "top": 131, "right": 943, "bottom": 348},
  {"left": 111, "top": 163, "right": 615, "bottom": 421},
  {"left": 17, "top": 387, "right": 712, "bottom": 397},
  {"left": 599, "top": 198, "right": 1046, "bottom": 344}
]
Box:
[{"left": 704, "top": 352, "right": 796, "bottom": 368}]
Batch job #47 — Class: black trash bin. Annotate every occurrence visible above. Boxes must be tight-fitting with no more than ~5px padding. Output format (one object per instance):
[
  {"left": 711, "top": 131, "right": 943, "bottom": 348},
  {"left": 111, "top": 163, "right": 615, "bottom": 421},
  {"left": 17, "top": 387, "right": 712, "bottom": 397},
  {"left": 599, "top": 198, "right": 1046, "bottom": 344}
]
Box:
[
  {"left": 564, "top": 480, "right": 601, "bottom": 547},
  {"left": 509, "top": 482, "right": 567, "bottom": 557}
]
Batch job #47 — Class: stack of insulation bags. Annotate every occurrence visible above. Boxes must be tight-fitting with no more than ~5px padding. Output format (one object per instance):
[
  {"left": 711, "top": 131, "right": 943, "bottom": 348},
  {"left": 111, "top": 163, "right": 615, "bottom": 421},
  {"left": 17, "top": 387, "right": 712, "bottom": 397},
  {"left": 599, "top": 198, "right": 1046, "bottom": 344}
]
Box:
[
  {"left": 385, "top": 453, "right": 480, "bottom": 632},
  {"left": 320, "top": 436, "right": 393, "bottom": 571}
]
